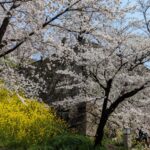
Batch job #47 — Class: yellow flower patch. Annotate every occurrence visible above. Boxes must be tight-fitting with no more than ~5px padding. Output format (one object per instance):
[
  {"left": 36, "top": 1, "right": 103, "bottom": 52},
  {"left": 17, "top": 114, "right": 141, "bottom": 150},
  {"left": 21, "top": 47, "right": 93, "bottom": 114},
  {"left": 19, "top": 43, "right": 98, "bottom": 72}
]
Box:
[{"left": 0, "top": 87, "right": 67, "bottom": 147}]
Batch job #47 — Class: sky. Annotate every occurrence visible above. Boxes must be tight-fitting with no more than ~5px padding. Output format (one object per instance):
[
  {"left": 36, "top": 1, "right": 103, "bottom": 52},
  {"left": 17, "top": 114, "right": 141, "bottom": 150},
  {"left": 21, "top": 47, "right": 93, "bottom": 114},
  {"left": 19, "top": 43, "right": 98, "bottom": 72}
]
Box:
[
  {"left": 31, "top": 52, "right": 42, "bottom": 61},
  {"left": 145, "top": 62, "right": 150, "bottom": 69}
]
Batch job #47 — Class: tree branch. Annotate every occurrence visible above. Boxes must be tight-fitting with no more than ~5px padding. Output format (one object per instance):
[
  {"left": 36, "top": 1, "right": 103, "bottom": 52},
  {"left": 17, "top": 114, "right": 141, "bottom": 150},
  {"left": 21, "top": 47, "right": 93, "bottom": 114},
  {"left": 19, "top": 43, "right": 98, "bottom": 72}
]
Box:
[
  {"left": 0, "top": 2, "right": 19, "bottom": 44},
  {"left": 0, "top": 0, "right": 31, "bottom": 4},
  {"left": 107, "top": 82, "right": 150, "bottom": 115},
  {"left": 0, "top": 0, "right": 81, "bottom": 58},
  {"left": 89, "top": 70, "right": 106, "bottom": 90}
]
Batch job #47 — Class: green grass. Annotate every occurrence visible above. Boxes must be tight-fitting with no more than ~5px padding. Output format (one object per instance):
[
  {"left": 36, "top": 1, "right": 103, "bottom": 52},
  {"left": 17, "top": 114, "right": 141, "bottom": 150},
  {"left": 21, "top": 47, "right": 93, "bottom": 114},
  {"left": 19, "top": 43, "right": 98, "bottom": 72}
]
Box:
[
  {"left": 0, "top": 133, "right": 109, "bottom": 150},
  {"left": 28, "top": 134, "right": 107, "bottom": 150}
]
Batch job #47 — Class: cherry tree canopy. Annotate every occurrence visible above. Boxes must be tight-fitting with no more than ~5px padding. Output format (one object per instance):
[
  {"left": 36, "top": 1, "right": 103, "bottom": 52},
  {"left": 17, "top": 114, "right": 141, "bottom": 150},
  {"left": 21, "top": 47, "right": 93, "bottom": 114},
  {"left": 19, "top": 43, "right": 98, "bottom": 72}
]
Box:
[{"left": 0, "top": 0, "right": 150, "bottom": 145}]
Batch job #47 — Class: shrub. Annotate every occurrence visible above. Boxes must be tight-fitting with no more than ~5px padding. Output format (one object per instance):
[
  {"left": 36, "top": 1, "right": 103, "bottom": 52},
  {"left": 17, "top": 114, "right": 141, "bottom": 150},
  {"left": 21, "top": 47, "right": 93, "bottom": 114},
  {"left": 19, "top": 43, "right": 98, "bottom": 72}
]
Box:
[
  {"left": 0, "top": 86, "right": 67, "bottom": 148},
  {"left": 29, "top": 134, "right": 107, "bottom": 150}
]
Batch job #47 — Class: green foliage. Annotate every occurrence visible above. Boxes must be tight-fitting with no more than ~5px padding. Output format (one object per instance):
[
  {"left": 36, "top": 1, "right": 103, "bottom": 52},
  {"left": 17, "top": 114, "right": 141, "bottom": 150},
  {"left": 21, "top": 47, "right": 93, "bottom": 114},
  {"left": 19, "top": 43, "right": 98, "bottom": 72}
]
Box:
[
  {"left": 0, "top": 86, "right": 67, "bottom": 149},
  {"left": 29, "top": 134, "right": 109, "bottom": 150},
  {"left": 132, "top": 139, "right": 145, "bottom": 150},
  {"left": 30, "top": 134, "right": 94, "bottom": 150},
  {"left": 100, "top": 127, "right": 126, "bottom": 150}
]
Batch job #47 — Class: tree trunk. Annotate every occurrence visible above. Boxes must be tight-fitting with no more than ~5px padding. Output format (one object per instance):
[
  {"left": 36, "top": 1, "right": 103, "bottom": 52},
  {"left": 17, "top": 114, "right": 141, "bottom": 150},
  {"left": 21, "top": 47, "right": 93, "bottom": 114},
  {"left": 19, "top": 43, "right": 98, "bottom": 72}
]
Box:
[
  {"left": 94, "top": 111, "right": 109, "bottom": 148},
  {"left": 94, "top": 79, "right": 112, "bottom": 148}
]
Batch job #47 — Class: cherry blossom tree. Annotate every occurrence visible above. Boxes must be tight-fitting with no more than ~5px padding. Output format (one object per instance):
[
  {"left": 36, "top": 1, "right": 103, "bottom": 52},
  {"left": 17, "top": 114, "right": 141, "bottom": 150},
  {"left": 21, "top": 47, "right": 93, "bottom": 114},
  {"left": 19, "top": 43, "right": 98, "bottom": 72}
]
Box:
[
  {"left": 55, "top": 0, "right": 150, "bottom": 146},
  {"left": 1, "top": 0, "right": 150, "bottom": 148}
]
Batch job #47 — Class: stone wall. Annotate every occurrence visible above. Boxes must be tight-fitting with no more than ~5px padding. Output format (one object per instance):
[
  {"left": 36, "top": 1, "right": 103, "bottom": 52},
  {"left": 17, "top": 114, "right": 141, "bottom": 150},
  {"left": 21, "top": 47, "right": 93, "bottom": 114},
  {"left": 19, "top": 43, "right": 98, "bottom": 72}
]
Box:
[
  {"left": 53, "top": 101, "right": 87, "bottom": 134},
  {"left": 52, "top": 99, "right": 102, "bottom": 137}
]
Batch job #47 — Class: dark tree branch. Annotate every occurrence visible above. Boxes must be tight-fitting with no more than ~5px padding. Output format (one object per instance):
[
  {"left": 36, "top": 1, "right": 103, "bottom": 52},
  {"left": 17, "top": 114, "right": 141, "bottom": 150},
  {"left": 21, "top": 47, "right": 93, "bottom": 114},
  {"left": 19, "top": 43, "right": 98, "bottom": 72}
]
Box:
[
  {"left": 107, "top": 82, "right": 150, "bottom": 115},
  {"left": 0, "top": 2, "right": 21, "bottom": 50},
  {"left": 129, "top": 50, "right": 150, "bottom": 71},
  {"left": 139, "top": 0, "right": 150, "bottom": 35},
  {"left": 112, "top": 61, "right": 128, "bottom": 80},
  {"left": 0, "top": 41, "right": 24, "bottom": 57},
  {"left": 143, "top": 7, "right": 150, "bottom": 34},
  {"left": 0, "top": 0, "right": 31, "bottom": 4},
  {"left": 42, "top": 0, "right": 81, "bottom": 28},
  {"left": 48, "top": 23, "right": 79, "bottom": 33},
  {"left": 0, "top": 2, "right": 18, "bottom": 43},
  {"left": 0, "top": 0, "right": 81, "bottom": 58},
  {"left": 0, "top": 12, "right": 11, "bottom": 43},
  {"left": 89, "top": 70, "right": 106, "bottom": 90}
]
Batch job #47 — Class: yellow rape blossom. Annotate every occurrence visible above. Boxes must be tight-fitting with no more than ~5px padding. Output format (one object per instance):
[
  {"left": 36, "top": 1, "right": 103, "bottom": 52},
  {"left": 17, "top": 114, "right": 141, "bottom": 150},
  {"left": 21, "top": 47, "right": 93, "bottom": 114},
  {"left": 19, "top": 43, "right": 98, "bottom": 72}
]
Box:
[{"left": 0, "top": 86, "right": 67, "bottom": 148}]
